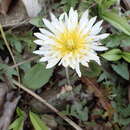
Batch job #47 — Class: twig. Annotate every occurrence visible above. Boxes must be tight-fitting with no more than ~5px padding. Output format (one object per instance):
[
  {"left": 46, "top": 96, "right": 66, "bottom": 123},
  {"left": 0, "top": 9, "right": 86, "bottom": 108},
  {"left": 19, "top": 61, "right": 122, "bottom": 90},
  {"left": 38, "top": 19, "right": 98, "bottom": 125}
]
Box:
[
  {"left": 9, "top": 56, "right": 38, "bottom": 69},
  {"left": 6, "top": 18, "right": 30, "bottom": 32},
  {"left": 0, "top": 24, "right": 20, "bottom": 83},
  {"left": 12, "top": 79, "right": 83, "bottom": 130}
]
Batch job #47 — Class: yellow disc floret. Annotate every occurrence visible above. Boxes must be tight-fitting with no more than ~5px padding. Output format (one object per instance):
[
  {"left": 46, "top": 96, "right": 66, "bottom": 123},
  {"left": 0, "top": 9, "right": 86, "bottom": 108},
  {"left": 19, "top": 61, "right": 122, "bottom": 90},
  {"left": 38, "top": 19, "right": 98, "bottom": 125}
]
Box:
[{"left": 53, "top": 29, "right": 87, "bottom": 56}]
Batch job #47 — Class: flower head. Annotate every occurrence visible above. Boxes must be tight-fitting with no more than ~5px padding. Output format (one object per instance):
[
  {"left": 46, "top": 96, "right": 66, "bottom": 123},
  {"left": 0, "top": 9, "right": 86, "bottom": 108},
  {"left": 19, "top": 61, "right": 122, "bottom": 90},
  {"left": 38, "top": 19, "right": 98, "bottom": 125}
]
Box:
[{"left": 33, "top": 8, "right": 109, "bottom": 77}]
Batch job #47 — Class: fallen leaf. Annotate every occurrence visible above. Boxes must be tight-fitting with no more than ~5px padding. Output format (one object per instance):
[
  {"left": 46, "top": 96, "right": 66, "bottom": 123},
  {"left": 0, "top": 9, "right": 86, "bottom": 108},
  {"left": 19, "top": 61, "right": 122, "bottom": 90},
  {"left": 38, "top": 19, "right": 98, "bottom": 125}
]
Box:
[
  {"left": 0, "top": 0, "right": 12, "bottom": 15},
  {"left": 81, "top": 77, "right": 114, "bottom": 118}
]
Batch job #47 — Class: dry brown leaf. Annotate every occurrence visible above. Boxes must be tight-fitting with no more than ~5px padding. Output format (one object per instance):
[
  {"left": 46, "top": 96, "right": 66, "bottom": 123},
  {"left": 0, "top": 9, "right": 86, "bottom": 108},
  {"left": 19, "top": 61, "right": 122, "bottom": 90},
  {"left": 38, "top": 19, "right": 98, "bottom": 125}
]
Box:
[
  {"left": 0, "top": 92, "right": 21, "bottom": 130},
  {"left": 123, "top": 0, "right": 130, "bottom": 10},
  {"left": 22, "top": 0, "right": 42, "bottom": 17},
  {"left": 0, "top": 83, "right": 8, "bottom": 112},
  {"left": 0, "top": 0, "right": 12, "bottom": 15},
  {"left": 81, "top": 77, "right": 114, "bottom": 118}
]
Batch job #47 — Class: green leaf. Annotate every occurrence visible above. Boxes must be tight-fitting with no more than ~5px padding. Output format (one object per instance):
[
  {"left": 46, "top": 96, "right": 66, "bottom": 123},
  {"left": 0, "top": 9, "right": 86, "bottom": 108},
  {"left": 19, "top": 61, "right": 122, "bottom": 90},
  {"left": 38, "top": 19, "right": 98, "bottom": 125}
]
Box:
[
  {"left": 111, "top": 63, "right": 129, "bottom": 80},
  {"left": 61, "top": 0, "right": 78, "bottom": 11},
  {"left": 9, "top": 108, "right": 25, "bottom": 130},
  {"left": 29, "top": 111, "right": 49, "bottom": 130},
  {"left": 7, "top": 34, "right": 22, "bottom": 53},
  {"left": 19, "top": 62, "right": 31, "bottom": 73},
  {"left": 6, "top": 68, "right": 18, "bottom": 79},
  {"left": 97, "top": 71, "right": 108, "bottom": 82},
  {"left": 10, "top": 39, "right": 22, "bottom": 53},
  {"left": 0, "top": 63, "right": 8, "bottom": 70},
  {"left": 18, "top": 32, "right": 36, "bottom": 51},
  {"left": 101, "top": 49, "right": 122, "bottom": 61},
  {"left": 30, "top": 16, "right": 44, "bottom": 27},
  {"left": 102, "top": 10, "right": 130, "bottom": 35},
  {"left": 23, "top": 63, "right": 53, "bottom": 90},
  {"left": 70, "top": 102, "right": 88, "bottom": 121},
  {"left": 102, "top": 34, "right": 130, "bottom": 48},
  {"left": 97, "top": 0, "right": 117, "bottom": 9},
  {"left": 118, "top": 118, "right": 130, "bottom": 126},
  {"left": 9, "top": 117, "right": 24, "bottom": 130},
  {"left": 102, "top": 34, "right": 122, "bottom": 48},
  {"left": 16, "top": 108, "right": 25, "bottom": 117},
  {"left": 122, "top": 52, "right": 130, "bottom": 63},
  {"left": 13, "top": 40, "right": 22, "bottom": 53},
  {"left": 67, "top": 0, "right": 78, "bottom": 8},
  {"left": 120, "top": 35, "right": 130, "bottom": 47},
  {"left": 81, "top": 61, "right": 101, "bottom": 78},
  {"left": 0, "top": 63, "right": 18, "bottom": 79}
]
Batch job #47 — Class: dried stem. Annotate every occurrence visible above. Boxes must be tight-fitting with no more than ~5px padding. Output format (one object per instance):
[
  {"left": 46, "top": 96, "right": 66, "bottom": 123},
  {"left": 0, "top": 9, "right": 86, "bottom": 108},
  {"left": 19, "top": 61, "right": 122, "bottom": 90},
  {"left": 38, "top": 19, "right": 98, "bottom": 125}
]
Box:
[
  {"left": 12, "top": 79, "right": 83, "bottom": 130},
  {"left": 0, "top": 24, "right": 20, "bottom": 83},
  {"left": 9, "top": 56, "right": 38, "bottom": 69}
]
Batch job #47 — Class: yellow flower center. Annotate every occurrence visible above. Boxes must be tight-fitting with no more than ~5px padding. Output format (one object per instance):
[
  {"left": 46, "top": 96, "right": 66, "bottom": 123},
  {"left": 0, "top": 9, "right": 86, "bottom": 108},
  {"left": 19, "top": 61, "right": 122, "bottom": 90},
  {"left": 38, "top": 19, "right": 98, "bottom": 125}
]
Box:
[{"left": 53, "top": 29, "right": 88, "bottom": 56}]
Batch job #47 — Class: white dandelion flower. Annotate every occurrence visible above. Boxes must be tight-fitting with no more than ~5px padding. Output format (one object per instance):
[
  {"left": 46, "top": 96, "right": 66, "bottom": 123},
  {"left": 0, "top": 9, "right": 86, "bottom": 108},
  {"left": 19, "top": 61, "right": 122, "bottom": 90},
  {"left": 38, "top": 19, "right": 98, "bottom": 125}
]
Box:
[{"left": 33, "top": 8, "right": 109, "bottom": 77}]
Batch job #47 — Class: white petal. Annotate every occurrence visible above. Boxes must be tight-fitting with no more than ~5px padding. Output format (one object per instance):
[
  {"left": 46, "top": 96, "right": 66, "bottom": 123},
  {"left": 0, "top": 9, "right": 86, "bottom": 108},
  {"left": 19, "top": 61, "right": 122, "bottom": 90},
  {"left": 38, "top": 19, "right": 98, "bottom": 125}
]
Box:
[
  {"left": 87, "top": 52, "right": 100, "bottom": 64},
  {"left": 50, "top": 13, "right": 65, "bottom": 33},
  {"left": 64, "top": 13, "right": 69, "bottom": 25},
  {"left": 43, "top": 39, "right": 57, "bottom": 45},
  {"left": 34, "top": 40, "right": 44, "bottom": 46},
  {"left": 81, "top": 55, "right": 90, "bottom": 66},
  {"left": 93, "top": 33, "right": 109, "bottom": 41},
  {"left": 69, "top": 7, "right": 74, "bottom": 17},
  {"left": 91, "top": 45, "right": 108, "bottom": 51},
  {"left": 81, "top": 61, "right": 89, "bottom": 67},
  {"left": 39, "top": 46, "right": 51, "bottom": 50},
  {"left": 70, "top": 57, "right": 77, "bottom": 69},
  {"left": 59, "top": 12, "right": 68, "bottom": 26},
  {"left": 65, "top": 54, "right": 77, "bottom": 69},
  {"left": 93, "top": 42, "right": 102, "bottom": 45},
  {"left": 59, "top": 13, "right": 65, "bottom": 21},
  {"left": 79, "top": 10, "right": 89, "bottom": 31},
  {"left": 43, "top": 18, "right": 59, "bottom": 34},
  {"left": 91, "top": 20, "right": 103, "bottom": 35},
  {"left": 46, "top": 58, "right": 60, "bottom": 68},
  {"left": 68, "top": 8, "right": 78, "bottom": 30},
  {"left": 59, "top": 55, "right": 70, "bottom": 67},
  {"left": 51, "top": 21, "right": 64, "bottom": 33},
  {"left": 34, "top": 33, "right": 49, "bottom": 40},
  {"left": 33, "top": 50, "right": 44, "bottom": 55},
  {"left": 61, "top": 60, "right": 69, "bottom": 67},
  {"left": 35, "top": 47, "right": 52, "bottom": 55},
  {"left": 82, "top": 16, "right": 97, "bottom": 34},
  {"left": 50, "top": 13, "right": 59, "bottom": 23},
  {"left": 39, "top": 57, "right": 49, "bottom": 62},
  {"left": 75, "top": 64, "right": 81, "bottom": 77},
  {"left": 88, "top": 16, "right": 97, "bottom": 29},
  {"left": 39, "top": 28, "right": 54, "bottom": 37},
  {"left": 43, "top": 50, "right": 54, "bottom": 55},
  {"left": 69, "top": 7, "right": 76, "bottom": 21}
]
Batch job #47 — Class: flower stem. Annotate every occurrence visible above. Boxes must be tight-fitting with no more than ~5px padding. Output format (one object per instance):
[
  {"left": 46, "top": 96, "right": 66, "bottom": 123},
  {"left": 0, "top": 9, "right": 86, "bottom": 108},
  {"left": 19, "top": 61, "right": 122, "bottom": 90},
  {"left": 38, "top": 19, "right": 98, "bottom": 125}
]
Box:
[{"left": 65, "top": 67, "right": 71, "bottom": 86}]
